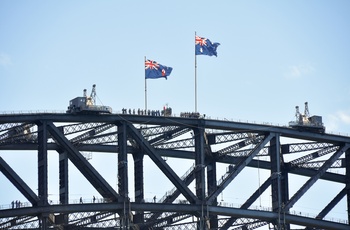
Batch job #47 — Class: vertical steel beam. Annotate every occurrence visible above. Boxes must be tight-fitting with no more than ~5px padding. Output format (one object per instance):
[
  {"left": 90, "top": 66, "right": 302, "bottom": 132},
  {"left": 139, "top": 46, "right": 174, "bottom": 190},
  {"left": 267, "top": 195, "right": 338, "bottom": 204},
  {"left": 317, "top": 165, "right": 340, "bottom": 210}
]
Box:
[
  {"left": 274, "top": 138, "right": 290, "bottom": 230},
  {"left": 37, "top": 121, "right": 48, "bottom": 229},
  {"left": 346, "top": 149, "right": 350, "bottom": 225},
  {"left": 207, "top": 160, "right": 218, "bottom": 229},
  {"left": 59, "top": 150, "right": 68, "bottom": 204},
  {"left": 206, "top": 163, "right": 216, "bottom": 191},
  {"left": 37, "top": 121, "right": 48, "bottom": 205},
  {"left": 194, "top": 126, "right": 206, "bottom": 229},
  {"left": 281, "top": 166, "right": 290, "bottom": 230},
  {"left": 117, "top": 122, "right": 129, "bottom": 229},
  {"left": 269, "top": 133, "right": 283, "bottom": 229},
  {"left": 206, "top": 131, "right": 218, "bottom": 230},
  {"left": 194, "top": 127, "right": 205, "bottom": 201},
  {"left": 133, "top": 150, "right": 144, "bottom": 225},
  {"left": 58, "top": 150, "right": 69, "bottom": 227}
]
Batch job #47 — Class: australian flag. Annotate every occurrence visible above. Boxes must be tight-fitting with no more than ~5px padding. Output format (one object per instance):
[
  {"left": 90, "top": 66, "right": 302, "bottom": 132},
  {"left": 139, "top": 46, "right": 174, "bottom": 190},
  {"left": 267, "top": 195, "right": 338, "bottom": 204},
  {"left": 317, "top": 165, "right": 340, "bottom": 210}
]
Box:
[
  {"left": 145, "top": 59, "right": 173, "bottom": 80},
  {"left": 195, "top": 35, "right": 220, "bottom": 57}
]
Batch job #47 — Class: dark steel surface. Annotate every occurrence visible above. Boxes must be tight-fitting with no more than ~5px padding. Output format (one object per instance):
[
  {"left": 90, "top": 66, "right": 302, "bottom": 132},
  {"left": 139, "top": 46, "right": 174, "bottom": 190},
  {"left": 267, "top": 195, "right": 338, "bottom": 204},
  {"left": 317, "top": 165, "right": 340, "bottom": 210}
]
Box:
[{"left": 0, "top": 113, "right": 349, "bottom": 229}]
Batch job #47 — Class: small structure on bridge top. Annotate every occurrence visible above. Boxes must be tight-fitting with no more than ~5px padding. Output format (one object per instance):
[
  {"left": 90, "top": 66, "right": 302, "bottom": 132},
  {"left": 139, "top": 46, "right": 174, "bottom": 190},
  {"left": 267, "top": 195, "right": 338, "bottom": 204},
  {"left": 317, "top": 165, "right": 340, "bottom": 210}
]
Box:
[
  {"left": 289, "top": 102, "right": 325, "bottom": 133},
  {"left": 66, "top": 84, "right": 112, "bottom": 114},
  {"left": 161, "top": 104, "right": 172, "bottom": 116}
]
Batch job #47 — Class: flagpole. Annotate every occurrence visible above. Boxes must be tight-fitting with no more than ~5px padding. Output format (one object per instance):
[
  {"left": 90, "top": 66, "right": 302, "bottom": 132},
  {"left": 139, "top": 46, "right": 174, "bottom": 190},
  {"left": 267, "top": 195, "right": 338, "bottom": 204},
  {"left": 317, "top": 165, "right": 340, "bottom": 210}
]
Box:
[
  {"left": 145, "top": 56, "right": 147, "bottom": 111},
  {"left": 194, "top": 31, "right": 197, "bottom": 113}
]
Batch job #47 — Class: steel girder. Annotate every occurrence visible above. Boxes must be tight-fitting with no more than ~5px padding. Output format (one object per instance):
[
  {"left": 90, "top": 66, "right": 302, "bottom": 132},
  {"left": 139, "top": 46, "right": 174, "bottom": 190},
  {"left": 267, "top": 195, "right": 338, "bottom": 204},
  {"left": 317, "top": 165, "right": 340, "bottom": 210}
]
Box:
[
  {"left": 284, "top": 144, "right": 350, "bottom": 210},
  {"left": 0, "top": 157, "right": 40, "bottom": 206},
  {"left": 0, "top": 203, "right": 349, "bottom": 229},
  {"left": 0, "top": 113, "right": 350, "bottom": 229},
  {"left": 126, "top": 122, "right": 199, "bottom": 205},
  {"left": 46, "top": 121, "right": 121, "bottom": 202}
]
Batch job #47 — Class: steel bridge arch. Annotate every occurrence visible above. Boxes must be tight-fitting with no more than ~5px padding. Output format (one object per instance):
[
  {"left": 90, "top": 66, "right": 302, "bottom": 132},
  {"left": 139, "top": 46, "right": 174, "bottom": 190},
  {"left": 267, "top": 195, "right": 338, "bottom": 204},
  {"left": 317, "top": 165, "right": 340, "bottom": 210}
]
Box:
[{"left": 0, "top": 113, "right": 349, "bottom": 229}]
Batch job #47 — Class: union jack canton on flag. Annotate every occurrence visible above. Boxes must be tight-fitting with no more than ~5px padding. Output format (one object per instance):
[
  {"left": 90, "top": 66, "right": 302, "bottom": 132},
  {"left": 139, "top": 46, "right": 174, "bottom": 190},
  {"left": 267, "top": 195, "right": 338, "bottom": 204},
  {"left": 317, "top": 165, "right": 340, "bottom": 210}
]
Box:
[
  {"left": 145, "top": 59, "right": 173, "bottom": 80},
  {"left": 195, "top": 35, "right": 220, "bottom": 57}
]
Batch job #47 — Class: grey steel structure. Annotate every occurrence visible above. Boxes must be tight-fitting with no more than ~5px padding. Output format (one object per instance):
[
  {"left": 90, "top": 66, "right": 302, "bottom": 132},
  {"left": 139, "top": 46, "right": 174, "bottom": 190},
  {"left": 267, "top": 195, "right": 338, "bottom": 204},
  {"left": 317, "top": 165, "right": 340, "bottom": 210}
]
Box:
[{"left": 0, "top": 113, "right": 349, "bottom": 230}]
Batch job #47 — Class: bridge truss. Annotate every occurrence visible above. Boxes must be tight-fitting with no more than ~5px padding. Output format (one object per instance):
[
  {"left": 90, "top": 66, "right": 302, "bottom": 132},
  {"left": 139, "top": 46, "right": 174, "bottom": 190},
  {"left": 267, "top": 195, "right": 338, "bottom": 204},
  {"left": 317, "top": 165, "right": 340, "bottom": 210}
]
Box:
[{"left": 0, "top": 113, "right": 349, "bottom": 229}]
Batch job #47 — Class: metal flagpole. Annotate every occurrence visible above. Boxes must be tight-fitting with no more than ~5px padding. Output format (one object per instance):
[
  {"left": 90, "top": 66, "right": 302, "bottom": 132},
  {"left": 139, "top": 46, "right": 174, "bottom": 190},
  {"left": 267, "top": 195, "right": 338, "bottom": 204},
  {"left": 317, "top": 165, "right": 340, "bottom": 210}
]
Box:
[
  {"left": 195, "top": 31, "right": 197, "bottom": 113},
  {"left": 145, "top": 56, "right": 147, "bottom": 111}
]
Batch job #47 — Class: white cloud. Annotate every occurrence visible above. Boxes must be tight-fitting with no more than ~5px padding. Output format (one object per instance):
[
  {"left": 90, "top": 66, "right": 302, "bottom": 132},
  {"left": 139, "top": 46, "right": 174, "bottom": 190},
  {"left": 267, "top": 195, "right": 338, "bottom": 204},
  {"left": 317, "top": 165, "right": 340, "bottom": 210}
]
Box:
[
  {"left": 326, "top": 110, "right": 350, "bottom": 133},
  {"left": 0, "top": 52, "right": 12, "bottom": 67},
  {"left": 285, "top": 64, "right": 314, "bottom": 79},
  {"left": 337, "top": 111, "right": 350, "bottom": 124}
]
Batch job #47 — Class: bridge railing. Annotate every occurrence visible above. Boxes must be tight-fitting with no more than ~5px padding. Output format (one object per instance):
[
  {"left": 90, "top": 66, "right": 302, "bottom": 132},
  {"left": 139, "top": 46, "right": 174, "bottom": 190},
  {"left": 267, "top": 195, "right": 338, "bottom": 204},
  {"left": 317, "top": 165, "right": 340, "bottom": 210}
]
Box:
[
  {"left": 0, "top": 199, "right": 348, "bottom": 225},
  {"left": 1, "top": 110, "right": 349, "bottom": 137}
]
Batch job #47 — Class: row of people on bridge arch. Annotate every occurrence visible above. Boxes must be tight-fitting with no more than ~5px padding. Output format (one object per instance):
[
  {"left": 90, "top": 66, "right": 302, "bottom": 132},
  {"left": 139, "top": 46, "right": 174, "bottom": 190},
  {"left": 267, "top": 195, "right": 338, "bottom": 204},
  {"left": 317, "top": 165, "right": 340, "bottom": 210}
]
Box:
[
  {"left": 79, "top": 196, "right": 97, "bottom": 204},
  {"left": 121, "top": 108, "right": 168, "bottom": 116},
  {"left": 11, "top": 200, "right": 22, "bottom": 208},
  {"left": 120, "top": 108, "right": 205, "bottom": 119}
]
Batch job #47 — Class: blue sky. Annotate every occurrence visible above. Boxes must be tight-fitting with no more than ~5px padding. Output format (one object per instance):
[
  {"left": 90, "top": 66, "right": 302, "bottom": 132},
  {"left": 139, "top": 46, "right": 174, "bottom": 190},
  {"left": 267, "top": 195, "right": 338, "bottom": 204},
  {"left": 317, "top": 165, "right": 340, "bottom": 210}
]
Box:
[
  {"left": 1, "top": 0, "right": 350, "bottom": 227},
  {"left": 1, "top": 0, "right": 350, "bottom": 131}
]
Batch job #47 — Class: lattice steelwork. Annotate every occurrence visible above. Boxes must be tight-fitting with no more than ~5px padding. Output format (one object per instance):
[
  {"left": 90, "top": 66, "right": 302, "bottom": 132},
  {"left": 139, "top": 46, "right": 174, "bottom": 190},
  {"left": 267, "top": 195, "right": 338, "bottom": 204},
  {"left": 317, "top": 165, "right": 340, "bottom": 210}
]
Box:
[{"left": 0, "top": 113, "right": 349, "bottom": 229}]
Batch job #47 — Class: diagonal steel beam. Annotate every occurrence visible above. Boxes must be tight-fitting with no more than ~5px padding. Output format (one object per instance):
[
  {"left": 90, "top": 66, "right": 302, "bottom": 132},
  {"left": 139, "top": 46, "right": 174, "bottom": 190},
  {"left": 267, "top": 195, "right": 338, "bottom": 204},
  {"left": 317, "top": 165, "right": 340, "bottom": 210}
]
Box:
[
  {"left": 154, "top": 137, "right": 194, "bottom": 150},
  {"left": 285, "top": 144, "right": 350, "bottom": 210},
  {"left": 207, "top": 133, "right": 274, "bottom": 203},
  {"left": 281, "top": 142, "right": 334, "bottom": 154},
  {"left": 316, "top": 186, "right": 347, "bottom": 220},
  {"left": 289, "top": 146, "right": 339, "bottom": 166},
  {"left": 126, "top": 122, "right": 199, "bottom": 204},
  {"left": 70, "top": 123, "right": 114, "bottom": 144},
  {"left": 217, "top": 135, "right": 263, "bottom": 158},
  {"left": 46, "top": 121, "right": 120, "bottom": 202},
  {"left": 0, "top": 156, "right": 40, "bottom": 206},
  {"left": 221, "top": 175, "right": 275, "bottom": 229},
  {"left": 144, "top": 166, "right": 196, "bottom": 226},
  {"left": 147, "top": 126, "right": 190, "bottom": 145}
]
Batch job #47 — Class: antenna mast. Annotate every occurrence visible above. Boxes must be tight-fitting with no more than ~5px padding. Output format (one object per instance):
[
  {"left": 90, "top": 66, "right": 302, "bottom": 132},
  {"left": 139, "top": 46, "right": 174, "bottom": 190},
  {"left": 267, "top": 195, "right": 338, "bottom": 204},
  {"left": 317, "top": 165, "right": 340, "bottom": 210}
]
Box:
[
  {"left": 304, "top": 102, "right": 310, "bottom": 118},
  {"left": 90, "top": 84, "right": 97, "bottom": 105},
  {"left": 295, "top": 106, "right": 300, "bottom": 122}
]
